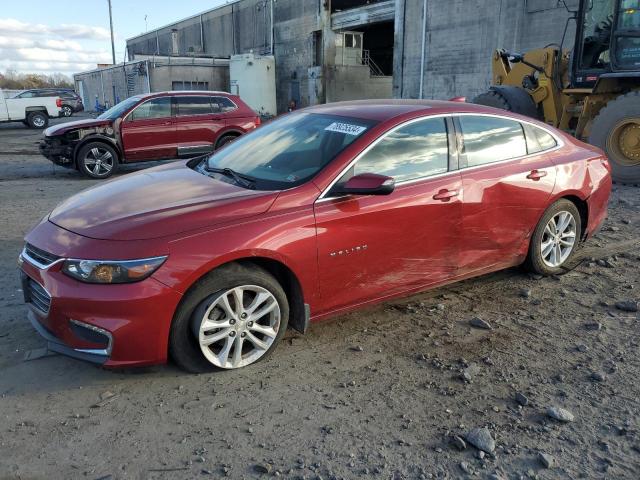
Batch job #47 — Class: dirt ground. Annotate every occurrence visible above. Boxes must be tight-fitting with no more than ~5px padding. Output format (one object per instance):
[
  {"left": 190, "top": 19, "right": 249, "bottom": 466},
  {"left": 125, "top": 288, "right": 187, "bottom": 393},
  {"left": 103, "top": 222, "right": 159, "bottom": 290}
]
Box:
[{"left": 0, "top": 116, "right": 639, "bottom": 480}]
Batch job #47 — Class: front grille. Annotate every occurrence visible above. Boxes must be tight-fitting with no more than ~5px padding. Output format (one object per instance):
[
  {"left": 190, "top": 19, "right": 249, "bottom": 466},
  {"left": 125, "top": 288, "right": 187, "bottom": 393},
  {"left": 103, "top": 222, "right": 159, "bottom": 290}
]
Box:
[
  {"left": 24, "top": 243, "right": 60, "bottom": 268},
  {"left": 26, "top": 277, "right": 52, "bottom": 315}
]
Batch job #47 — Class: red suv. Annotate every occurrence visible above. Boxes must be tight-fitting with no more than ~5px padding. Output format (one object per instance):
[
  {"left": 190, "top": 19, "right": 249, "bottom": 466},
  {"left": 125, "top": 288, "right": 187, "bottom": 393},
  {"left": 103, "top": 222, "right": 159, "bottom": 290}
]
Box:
[
  {"left": 20, "top": 100, "right": 611, "bottom": 372},
  {"left": 39, "top": 91, "right": 260, "bottom": 178}
]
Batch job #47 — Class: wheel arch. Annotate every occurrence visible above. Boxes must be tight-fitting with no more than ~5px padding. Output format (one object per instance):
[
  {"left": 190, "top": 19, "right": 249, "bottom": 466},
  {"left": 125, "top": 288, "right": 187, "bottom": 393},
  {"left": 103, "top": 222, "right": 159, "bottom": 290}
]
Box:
[
  {"left": 178, "top": 253, "right": 309, "bottom": 334},
  {"left": 544, "top": 192, "right": 589, "bottom": 240},
  {"left": 214, "top": 129, "right": 243, "bottom": 148},
  {"left": 560, "top": 195, "right": 589, "bottom": 240},
  {"left": 73, "top": 135, "right": 122, "bottom": 167}
]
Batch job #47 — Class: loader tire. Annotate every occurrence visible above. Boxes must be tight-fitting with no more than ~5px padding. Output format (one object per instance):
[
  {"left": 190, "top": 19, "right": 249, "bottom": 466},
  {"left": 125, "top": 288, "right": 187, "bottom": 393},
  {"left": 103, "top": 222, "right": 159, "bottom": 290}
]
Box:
[
  {"left": 589, "top": 91, "right": 640, "bottom": 185},
  {"left": 472, "top": 86, "right": 540, "bottom": 119}
]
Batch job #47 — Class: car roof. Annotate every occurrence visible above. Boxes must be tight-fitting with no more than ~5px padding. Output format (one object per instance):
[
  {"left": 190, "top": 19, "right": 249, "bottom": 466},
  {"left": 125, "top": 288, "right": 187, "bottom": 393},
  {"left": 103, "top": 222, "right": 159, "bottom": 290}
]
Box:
[
  {"left": 140, "top": 90, "right": 232, "bottom": 99},
  {"left": 303, "top": 99, "right": 512, "bottom": 122}
]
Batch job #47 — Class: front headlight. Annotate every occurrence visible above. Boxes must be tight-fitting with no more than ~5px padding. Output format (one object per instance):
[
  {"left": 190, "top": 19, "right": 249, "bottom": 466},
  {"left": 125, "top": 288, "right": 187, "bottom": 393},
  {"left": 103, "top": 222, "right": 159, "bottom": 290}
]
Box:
[{"left": 62, "top": 256, "right": 167, "bottom": 284}]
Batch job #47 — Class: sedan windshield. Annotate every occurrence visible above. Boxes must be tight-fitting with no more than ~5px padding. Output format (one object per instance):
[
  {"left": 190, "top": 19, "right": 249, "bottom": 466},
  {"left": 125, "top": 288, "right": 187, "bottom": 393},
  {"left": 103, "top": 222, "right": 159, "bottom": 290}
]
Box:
[
  {"left": 97, "top": 96, "right": 142, "bottom": 120},
  {"left": 202, "top": 112, "right": 376, "bottom": 190}
]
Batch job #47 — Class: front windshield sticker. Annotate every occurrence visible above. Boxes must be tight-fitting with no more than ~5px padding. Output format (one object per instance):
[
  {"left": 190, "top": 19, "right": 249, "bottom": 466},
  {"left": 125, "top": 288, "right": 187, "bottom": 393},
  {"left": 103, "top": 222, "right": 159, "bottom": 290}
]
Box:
[{"left": 324, "top": 122, "right": 367, "bottom": 136}]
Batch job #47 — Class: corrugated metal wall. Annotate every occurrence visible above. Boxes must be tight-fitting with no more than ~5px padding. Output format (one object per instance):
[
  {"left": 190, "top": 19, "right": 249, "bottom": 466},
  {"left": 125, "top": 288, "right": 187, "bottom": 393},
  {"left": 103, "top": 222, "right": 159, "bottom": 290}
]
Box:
[{"left": 74, "top": 61, "right": 150, "bottom": 110}]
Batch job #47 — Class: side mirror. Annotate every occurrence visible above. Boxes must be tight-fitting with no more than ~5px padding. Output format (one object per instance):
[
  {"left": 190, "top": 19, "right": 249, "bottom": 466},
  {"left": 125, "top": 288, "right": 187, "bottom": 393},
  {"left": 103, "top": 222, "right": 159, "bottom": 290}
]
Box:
[{"left": 333, "top": 173, "right": 395, "bottom": 196}]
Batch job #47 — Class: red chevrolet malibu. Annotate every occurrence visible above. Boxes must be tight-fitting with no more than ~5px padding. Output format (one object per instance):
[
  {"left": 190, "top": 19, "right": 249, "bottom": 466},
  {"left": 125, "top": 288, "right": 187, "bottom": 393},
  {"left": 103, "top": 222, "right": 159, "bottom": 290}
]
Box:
[{"left": 19, "top": 100, "right": 611, "bottom": 372}]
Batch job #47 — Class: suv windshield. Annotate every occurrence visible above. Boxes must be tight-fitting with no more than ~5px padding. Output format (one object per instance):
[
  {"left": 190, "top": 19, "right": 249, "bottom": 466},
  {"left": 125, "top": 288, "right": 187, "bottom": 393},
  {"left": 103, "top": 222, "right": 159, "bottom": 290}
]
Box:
[
  {"left": 202, "top": 112, "right": 375, "bottom": 190},
  {"left": 97, "top": 96, "right": 143, "bottom": 120}
]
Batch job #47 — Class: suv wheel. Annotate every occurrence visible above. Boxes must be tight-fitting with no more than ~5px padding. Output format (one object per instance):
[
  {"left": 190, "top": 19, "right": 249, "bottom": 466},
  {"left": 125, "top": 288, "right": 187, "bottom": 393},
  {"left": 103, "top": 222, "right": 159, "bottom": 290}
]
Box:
[
  {"left": 525, "top": 199, "right": 581, "bottom": 275},
  {"left": 169, "top": 263, "right": 289, "bottom": 373},
  {"left": 27, "top": 111, "right": 48, "bottom": 129},
  {"left": 77, "top": 142, "right": 118, "bottom": 179},
  {"left": 61, "top": 105, "right": 73, "bottom": 117},
  {"left": 215, "top": 134, "right": 238, "bottom": 150}
]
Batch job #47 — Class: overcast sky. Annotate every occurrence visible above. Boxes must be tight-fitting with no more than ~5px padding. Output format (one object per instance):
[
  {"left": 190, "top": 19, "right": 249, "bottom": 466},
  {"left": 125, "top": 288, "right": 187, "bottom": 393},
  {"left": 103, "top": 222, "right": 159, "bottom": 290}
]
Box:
[{"left": 0, "top": 0, "right": 229, "bottom": 76}]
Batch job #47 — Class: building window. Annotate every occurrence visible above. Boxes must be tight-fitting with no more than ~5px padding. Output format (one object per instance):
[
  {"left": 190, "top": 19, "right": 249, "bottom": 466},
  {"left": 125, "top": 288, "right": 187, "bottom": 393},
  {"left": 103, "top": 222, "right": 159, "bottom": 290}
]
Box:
[
  {"left": 172, "top": 81, "right": 209, "bottom": 91},
  {"left": 312, "top": 30, "right": 323, "bottom": 67}
]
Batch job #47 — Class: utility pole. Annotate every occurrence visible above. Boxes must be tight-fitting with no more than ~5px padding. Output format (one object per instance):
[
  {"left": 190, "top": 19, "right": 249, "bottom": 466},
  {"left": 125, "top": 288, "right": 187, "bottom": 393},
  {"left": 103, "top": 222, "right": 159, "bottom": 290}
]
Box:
[{"left": 108, "top": 0, "right": 116, "bottom": 65}]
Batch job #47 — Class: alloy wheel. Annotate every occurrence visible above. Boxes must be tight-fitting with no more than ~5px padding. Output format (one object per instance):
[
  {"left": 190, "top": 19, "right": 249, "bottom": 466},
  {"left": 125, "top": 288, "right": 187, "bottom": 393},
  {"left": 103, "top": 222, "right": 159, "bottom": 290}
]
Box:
[
  {"left": 62, "top": 106, "right": 73, "bottom": 117},
  {"left": 540, "top": 211, "right": 577, "bottom": 268},
  {"left": 32, "top": 116, "right": 46, "bottom": 128},
  {"left": 84, "top": 147, "right": 114, "bottom": 176},
  {"left": 194, "top": 285, "right": 281, "bottom": 369}
]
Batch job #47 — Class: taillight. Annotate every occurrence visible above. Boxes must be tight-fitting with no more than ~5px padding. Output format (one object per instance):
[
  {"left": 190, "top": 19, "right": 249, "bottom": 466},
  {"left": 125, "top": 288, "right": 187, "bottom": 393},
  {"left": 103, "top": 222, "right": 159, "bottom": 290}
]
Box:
[
  {"left": 254, "top": 116, "right": 261, "bottom": 127},
  {"left": 56, "top": 98, "right": 62, "bottom": 107}
]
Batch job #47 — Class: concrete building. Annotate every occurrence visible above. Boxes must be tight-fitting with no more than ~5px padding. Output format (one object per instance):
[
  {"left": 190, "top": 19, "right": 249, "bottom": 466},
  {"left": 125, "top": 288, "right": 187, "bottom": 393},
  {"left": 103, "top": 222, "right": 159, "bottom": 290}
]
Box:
[
  {"left": 393, "top": 0, "right": 576, "bottom": 100},
  {"left": 74, "top": 56, "right": 229, "bottom": 110},
  {"left": 75, "top": 0, "right": 574, "bottom": 113}
]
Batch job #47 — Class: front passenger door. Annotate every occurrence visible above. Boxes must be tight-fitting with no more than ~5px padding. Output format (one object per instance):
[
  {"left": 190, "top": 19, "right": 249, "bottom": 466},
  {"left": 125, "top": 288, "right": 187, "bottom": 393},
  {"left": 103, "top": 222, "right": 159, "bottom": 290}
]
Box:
[
  {"left": 121, "top": 97, "right": 175, "bottom": 161},
  {"left": 314, "top": 116, "right": 462, "bottom": 313}
]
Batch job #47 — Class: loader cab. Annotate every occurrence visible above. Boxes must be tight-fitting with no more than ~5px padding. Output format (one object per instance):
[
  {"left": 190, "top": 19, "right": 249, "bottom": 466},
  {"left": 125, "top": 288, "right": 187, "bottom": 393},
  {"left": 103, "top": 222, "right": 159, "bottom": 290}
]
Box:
[{"left": 573, "top": 0, "right": 640, "bottom": 87}]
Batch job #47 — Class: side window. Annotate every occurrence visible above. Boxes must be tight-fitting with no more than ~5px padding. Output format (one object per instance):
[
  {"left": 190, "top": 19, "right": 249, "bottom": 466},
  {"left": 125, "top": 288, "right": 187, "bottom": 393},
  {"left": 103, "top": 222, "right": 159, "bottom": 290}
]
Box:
[
  {"left": 213, "top": 96, "right": 237, "bottom": 113},
  {"left": 459, "top": 116, "right": 528, "bottom": 167},
  {"left": 19, "top": 91, "right": 36, "bottom": 98},
  {"left": 129, "top": 97, "right": 172, "bottom": 121},
  {"left": 176, "top": 96, "right": 213, "bottom": 116},
  {"left": 345, "top": 117, "right": 449, "bottom": 183}
]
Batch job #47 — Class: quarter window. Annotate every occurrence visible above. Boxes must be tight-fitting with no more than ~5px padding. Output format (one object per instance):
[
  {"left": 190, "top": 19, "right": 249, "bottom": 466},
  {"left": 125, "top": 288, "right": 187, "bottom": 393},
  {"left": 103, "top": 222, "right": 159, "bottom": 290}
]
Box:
[
  {"left": 176, "top": 96, "right": 213, "bottom": 116},
  {"left": 213, "top": 96, "right": 236, "bottom": 112},
  {"left": 524, "top": 124, "right": 558, "bottom": 153},
  {"left": 347, "top": 117, "right": 449, "bottom": 183},
  {"left": 129, "top": 97, "right": 172, "bottom": 120},
  {"left": 459, "top": 116, "right": 528, "bottom": 167}
]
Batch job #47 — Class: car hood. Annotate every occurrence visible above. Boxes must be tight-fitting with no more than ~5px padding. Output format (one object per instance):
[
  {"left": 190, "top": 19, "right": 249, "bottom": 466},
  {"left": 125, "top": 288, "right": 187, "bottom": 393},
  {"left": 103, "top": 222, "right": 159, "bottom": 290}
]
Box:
[
  {"left": 48, "top": 162, "right": 279, "bottom": 240},
  {"left": 44, "top": 118, "right": 113, "bottom": 136}
]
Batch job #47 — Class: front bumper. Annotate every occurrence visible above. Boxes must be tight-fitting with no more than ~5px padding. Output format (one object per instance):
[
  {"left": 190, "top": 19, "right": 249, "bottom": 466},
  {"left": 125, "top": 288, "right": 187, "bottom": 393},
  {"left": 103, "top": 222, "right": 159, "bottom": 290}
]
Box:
[
  {"left": 39, "top": 136, "right": 75, "bottom": 167},
  {"left": 19, "top": 247, "right": 183, "bottom": 368}
]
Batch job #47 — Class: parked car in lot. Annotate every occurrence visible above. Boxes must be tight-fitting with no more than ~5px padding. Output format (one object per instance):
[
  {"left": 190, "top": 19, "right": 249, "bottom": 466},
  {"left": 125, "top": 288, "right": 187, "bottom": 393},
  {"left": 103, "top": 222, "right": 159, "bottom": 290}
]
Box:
[
  {"left": 19, "top": 100, "right": 611, "bottom": 372},
  {"left": 0, "top": 87, "right": 62, "bottom": 128},
  {"left": 13, "top": 88, "right": 83, "bottom": 117},
  {"left": 39, "top": 91, "right": 260, "bottom": 179}
]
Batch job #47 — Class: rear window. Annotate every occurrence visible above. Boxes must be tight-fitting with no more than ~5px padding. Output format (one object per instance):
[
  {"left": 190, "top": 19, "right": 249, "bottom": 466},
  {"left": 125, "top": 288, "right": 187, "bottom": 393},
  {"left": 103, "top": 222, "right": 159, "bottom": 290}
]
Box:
[{"left": 459, "top": 115, "right": 528, "bottom": 167}]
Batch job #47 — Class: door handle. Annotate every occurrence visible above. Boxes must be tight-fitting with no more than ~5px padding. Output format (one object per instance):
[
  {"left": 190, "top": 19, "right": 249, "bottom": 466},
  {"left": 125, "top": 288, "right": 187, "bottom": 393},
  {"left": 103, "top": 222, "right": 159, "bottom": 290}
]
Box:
[
  {"left": 433, "top": 189, "right": 459, "bottom": 201},
  {"left": 527, "top": 169, "right": 547, "bottom": 180}
]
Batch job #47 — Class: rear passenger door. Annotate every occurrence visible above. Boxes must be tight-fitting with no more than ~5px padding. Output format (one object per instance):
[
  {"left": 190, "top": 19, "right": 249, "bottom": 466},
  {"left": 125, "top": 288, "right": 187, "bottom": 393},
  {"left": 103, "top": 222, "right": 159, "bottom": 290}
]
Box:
[
  {"left": 174, "top": 96, "right": 224, "bottom": 156},
  {"left": 456, "top": 114, "right": 558, "bottom": 272}
]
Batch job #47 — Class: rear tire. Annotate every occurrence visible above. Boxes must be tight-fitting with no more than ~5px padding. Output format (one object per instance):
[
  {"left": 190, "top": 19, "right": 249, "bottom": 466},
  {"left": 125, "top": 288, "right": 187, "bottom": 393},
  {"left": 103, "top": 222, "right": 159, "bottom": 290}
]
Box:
[
  {"left": 169, "top": 263, "right": 289, "bottom": 373},
  {"left": 61, "top": 105, "right": 73, "bottom": 117},
  {"left": 77, "top": 142, "right": 118, "bottom": 179},
  {"left": 589, "top": 91, "right": 640, "bottom": 184},
  {"left": 215, "top": 134, "right": 238, "bottom": 150},
  {"left": 27, "top": 111, "right": 48, "bottom": 129},
  {"left": 525, "top": 199, "right": 581, "bottom": 276}
]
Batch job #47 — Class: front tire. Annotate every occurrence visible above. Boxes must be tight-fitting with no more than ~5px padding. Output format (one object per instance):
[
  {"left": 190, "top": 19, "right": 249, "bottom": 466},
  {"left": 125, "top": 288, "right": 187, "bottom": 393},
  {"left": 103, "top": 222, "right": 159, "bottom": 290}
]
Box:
[
  {"left": 77, "top": 142, "right": 118, "bottom": 179},
  {"left": 525, "top": 199, "right": 581, "bottom": 275},
  {"left": 61, "top": 105, "right": 73, "bottom": 117},
  {"left": 169, "top": 263, "right": 289, "bottom": 373},
  {"left": 27, "top": 111, "right": 48, "bottom": 129}
]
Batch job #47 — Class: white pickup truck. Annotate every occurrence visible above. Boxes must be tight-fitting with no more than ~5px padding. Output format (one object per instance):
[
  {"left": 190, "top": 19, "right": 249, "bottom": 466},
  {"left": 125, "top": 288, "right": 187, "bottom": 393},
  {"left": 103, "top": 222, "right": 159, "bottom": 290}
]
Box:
[{"left": 0, "top": 88, "right": 62, "bottom": 128}]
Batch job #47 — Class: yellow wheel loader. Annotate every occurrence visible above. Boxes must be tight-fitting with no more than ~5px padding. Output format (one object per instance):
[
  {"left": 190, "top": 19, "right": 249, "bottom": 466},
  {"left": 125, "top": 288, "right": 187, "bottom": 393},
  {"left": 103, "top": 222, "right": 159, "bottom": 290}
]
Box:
[{"left": 474, "top": 0, "right": 640, "bottom": 184}]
